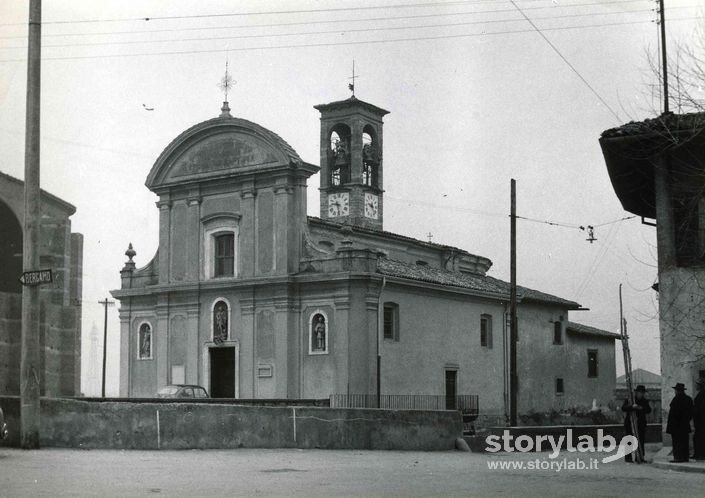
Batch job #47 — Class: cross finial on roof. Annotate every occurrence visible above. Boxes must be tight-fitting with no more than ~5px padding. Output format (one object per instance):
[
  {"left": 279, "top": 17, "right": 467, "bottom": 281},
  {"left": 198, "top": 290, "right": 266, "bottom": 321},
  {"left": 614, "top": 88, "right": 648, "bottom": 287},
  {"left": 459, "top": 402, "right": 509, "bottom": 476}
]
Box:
[
  {"left": 218, "top": 58, "right": 236, "bottom": 117},
  {"left": 427, "top": 232, "right": 433, "bottom": 243},
  {"left": 348, "top": 59, "right": 360, "bottom": 97}
]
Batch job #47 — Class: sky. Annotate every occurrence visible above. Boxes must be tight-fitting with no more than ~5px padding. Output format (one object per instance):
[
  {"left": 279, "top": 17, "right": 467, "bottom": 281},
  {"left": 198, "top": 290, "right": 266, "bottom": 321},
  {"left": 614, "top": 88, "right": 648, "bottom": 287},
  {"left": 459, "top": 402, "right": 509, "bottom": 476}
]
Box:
[{"left": 0, "top": 0, "right": 702, "bottom": 396}]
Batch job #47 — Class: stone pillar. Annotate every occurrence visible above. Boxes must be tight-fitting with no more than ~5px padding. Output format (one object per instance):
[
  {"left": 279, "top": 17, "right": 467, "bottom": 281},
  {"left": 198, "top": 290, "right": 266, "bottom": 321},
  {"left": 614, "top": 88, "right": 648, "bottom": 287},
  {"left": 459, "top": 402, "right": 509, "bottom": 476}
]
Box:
[
  {"left": 273, "top": 183, "right": 293, "bottom": 274},
  {"left": 157, "top": 198, "right": 172, "bottom": 284},
  {"left": 117, "top": 249, "right": 136, "bottom": 397},
  {"left": 240, "top": 186, "right": 256, "bottom": 278},
  {"left": 117, "top": 303, "right": 132, "bottom": 397},
  {"left": 239, "top": 292, "right": 255, "bottom": 398},
  {"left": 186, "top": 307, "right": 200, "bottom": 385},
  {"left": 285, "top": 300, "right": 301, "bottom": 399},
  {"left": 333, "top": 298, "right": 350, "bottom": 395},
  {"left": 185, "top": 192, "right": 201, "bottom": 282},
  {"left": 155, "top": 297, "right": 170, "bottom": 390}
]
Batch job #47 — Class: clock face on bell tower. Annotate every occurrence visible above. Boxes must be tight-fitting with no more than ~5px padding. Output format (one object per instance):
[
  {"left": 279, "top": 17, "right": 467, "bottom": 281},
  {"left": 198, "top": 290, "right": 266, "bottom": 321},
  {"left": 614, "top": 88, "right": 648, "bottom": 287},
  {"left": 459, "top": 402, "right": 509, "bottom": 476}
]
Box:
[
  {"left": 364, "top": 193, "right": 378, "bottom": 219},
  {"left": 314, "top": 95, "right": 389, "bottom": 230},
  {"left": 327, "top": 192, "right": 349, "bottom": 218}
]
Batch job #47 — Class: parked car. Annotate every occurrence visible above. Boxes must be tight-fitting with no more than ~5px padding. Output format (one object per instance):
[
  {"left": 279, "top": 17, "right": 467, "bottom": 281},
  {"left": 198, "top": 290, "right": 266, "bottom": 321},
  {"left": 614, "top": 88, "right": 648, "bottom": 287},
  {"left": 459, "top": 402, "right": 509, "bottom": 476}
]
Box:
[
  {"left": 0, "top": 407, "right": 7, "bottom": 440},
  {"left": 156, "top": 385, "right": 209, "bottom": 399}
]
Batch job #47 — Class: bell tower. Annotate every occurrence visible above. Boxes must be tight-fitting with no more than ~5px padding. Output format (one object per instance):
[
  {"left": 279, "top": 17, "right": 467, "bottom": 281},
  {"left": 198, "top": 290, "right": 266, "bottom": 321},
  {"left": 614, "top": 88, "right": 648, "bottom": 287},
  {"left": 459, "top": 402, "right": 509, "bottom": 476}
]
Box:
[{"left": 314, "top": 96, "right": 389, "bottom": 230}]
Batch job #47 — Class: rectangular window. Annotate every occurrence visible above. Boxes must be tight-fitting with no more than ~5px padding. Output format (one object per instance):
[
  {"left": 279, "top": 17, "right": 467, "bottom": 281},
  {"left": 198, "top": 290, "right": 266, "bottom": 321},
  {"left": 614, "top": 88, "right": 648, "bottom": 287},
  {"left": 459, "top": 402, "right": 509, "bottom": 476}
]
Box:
[
  {"left": 214, "top": 233, "right": 234, "bottom": 277},
  {"left": 445, "top": 369, "right": 458, "bottom": 410},
  {"left": 480, "top": 314, "right": 493, "bottom": 348},
  {"left": 553, "top": 321, "right": 563, "bottom": 345},
  {"left": 587, "top": 350, "right": 598, "bottom": 378},
  {"left": 556, "top": 378, "right": 564, "bottom": 395},
  {"left": 383, "top": 303, "right": 398, "bottom": 341}
]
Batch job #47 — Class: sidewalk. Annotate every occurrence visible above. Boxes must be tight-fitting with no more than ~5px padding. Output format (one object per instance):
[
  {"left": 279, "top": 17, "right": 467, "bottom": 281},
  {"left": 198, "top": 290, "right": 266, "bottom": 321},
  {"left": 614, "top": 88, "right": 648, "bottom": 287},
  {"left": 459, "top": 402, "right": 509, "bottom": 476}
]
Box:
[{"left": 651, "top": 446, "right": 705, "bottom": 473}]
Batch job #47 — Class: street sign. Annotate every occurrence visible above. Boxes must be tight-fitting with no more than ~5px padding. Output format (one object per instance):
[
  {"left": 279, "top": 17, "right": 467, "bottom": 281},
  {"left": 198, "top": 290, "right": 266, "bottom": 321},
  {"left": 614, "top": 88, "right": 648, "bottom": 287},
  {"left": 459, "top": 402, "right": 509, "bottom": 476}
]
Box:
[{"left": 18, "top": 269, "right": 52, "bottom": 286}]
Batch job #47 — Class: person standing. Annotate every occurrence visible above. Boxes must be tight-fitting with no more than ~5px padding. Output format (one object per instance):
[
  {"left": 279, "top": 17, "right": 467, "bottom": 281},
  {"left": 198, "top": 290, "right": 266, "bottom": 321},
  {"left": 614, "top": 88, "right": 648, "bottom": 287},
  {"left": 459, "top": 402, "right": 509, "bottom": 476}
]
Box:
[
  {"left": 622, "top": 384, "right": 651, "bottom": 462},
  {"left": 666, "top": 382, "right": 694, "bottom": 463},
  {"left": 693, "top": 379, "right": 705, "bottom": 460}
]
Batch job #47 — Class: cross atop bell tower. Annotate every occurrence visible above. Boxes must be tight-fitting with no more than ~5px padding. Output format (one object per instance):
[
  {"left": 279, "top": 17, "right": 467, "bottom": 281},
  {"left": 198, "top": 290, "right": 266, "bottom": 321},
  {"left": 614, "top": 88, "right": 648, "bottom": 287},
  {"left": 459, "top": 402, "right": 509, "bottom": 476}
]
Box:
[
  {"left": 348, "top": 60, "right": 360, "bottom": 97},
  {"left": 314, "top": 95, "right": 389, "bottom": 231}
]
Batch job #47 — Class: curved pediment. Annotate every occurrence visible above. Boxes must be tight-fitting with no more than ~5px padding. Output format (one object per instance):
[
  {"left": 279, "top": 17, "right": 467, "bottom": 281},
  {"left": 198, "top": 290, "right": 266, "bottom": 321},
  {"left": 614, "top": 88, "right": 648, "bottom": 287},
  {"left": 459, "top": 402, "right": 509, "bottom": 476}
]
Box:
[
  {"left": 146, "top": 116, "right": 304, "bottom": 190},
  {"left": 169, "top": 133, "right": 280, "bottom": 178}
]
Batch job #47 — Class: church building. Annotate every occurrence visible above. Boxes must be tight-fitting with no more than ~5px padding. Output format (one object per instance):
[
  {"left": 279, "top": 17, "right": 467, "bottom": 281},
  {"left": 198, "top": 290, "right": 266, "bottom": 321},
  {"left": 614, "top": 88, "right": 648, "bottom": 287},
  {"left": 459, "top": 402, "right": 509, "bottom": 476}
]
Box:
[{"left": 112, "top": 93, "right": 616, "bottom": 425}]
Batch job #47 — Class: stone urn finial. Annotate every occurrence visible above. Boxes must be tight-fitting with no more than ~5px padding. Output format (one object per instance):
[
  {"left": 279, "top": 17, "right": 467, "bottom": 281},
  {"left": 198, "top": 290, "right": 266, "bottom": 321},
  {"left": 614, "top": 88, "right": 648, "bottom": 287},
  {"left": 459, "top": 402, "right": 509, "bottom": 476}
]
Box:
[
  {"left": 125, "top": 242, "right": 136, "bottom": 262},
  {"left": 122, "top": 242, "right": 136, "bottom": 272}
]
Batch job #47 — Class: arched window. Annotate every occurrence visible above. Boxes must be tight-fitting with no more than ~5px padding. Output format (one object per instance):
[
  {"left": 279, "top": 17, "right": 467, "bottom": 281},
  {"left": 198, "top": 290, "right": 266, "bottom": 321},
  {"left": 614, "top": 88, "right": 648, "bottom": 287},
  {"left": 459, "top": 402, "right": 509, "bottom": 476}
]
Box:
[
  {"left": 212, "top": 299, "right": 230, "bottom": 345},
  {"left": 330, "top": 131, "right": 344, "bottom": 154},
  {"left": 362, "top": 130, "right": 373, "bottom": 147},
  {"left": 137, "top": 322, "right": 153, "bottom": 360},
  {"left": 362, "top": 126, "right": 378, "bottom": 187},
  {"left": 202, "top": 213, "right": 240, "bottom": 280},
  {"left": 362, "top": 126, "right": 377, "bottom": 161},
  {"left": 309, "top": 310, "right": 328, "bottom": 354},
  {"left": 328, "top": 125, "right": 351, "bottom": 186}
]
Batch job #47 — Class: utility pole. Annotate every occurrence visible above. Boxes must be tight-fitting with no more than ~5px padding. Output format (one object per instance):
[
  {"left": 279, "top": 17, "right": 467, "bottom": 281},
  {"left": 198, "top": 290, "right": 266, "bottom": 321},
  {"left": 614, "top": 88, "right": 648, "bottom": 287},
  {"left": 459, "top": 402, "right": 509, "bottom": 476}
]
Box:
[
  {"left": 20, "top": 0, "right": 42, "bottom": 450},
  {"left": 99, "top": 298, "right": 115, "bottom": 398},
  {"left": 655, "top": 0, "right": 676, "bottom": 272},
  {"left": 659, "top": 0, "right": 669, "bottom": 114},
  {"left": 509, "top": 179, "right": 518, "bottom": 426}
]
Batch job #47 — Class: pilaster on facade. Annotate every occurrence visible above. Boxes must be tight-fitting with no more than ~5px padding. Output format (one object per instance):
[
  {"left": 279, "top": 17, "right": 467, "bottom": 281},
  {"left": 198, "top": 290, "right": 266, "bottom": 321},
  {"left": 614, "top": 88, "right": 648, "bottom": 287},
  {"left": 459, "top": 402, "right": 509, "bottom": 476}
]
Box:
[
  {"left": 240, "top": 187, "right": 257, "bottom": 199},
  {"left": 273, "top": 184, "right": 294, "bottom": 196},
  {"left": 156, "top": 199, "right": 173, "bottom": 210}
]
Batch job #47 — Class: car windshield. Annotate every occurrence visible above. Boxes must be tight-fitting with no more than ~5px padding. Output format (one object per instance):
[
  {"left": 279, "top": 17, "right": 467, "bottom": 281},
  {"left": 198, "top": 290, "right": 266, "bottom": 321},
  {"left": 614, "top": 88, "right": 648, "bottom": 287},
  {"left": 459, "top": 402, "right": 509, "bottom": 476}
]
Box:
[{"left": 157, "top": 386, "right": 180, "bottom": 396}]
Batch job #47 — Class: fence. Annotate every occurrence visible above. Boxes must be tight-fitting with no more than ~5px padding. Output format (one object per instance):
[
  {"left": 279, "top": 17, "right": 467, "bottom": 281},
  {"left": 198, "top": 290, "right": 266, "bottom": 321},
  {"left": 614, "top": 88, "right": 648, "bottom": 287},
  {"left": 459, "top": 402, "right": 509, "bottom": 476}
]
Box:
[{"left": 330, "top": 394, "right": 479, "bottom": 415}]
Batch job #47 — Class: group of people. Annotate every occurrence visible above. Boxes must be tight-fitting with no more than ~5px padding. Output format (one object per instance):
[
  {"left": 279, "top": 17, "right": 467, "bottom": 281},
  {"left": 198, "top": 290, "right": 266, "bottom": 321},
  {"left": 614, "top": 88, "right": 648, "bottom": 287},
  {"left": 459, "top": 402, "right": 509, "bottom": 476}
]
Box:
[{"left": 623, "top": 379, "right": 705, "bottom": 463}]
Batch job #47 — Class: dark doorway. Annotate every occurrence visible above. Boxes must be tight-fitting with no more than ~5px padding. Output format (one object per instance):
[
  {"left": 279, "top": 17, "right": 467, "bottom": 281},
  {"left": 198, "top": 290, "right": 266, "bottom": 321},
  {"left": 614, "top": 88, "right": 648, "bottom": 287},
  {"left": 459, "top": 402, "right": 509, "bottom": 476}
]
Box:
[
  {"left": 445, "top": 370, "right": 457, "bottom": 410},
  {"left": 0, "top": 200, "right": 22, "bottom": 294},
  {"left": 209, "top": 347, "right": 235, "bottom": 398}
]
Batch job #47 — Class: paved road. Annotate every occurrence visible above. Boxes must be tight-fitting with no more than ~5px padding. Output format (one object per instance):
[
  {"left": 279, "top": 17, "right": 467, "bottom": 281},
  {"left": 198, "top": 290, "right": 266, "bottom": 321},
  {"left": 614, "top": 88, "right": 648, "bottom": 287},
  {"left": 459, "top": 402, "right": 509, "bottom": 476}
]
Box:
[{"left": 1, "top": 447, "right": 703, "bottom": 497}]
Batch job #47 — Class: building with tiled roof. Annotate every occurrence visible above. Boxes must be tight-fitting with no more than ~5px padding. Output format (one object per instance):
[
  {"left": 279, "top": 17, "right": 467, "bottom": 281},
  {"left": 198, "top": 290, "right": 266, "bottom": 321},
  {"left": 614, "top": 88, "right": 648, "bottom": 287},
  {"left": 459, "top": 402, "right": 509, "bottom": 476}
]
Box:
[{"left": 112, "top": 94, "right": 616, "bottom": 425}]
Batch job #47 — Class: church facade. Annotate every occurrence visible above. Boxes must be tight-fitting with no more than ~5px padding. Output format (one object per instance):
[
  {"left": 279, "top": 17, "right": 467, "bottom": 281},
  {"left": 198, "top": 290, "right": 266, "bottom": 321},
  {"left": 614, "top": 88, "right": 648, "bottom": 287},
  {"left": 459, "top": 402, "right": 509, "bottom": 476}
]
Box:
[{"left": 112, "top": 96, "right": 615, "bottom": 424}]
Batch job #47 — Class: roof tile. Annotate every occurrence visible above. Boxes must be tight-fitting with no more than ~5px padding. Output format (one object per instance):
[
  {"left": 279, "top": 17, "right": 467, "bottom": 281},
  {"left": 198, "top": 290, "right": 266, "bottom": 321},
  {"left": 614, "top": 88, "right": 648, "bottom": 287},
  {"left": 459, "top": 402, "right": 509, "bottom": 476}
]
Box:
[{"left": 377, "top": 258, "right": 580, "bottom": 308}]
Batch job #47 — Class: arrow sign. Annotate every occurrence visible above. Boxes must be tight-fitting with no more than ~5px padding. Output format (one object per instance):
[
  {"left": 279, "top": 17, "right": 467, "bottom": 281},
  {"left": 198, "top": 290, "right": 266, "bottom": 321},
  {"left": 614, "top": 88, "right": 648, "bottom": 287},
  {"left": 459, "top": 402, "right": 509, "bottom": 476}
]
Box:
[{"left": 19, "top": 269, "right": 52, "bottom": 286}]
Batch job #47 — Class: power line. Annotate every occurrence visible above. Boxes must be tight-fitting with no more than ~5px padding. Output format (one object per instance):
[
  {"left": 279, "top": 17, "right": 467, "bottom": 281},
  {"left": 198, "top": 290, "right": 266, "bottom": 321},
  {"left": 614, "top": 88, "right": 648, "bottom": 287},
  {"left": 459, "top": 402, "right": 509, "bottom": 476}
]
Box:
[
  {"left": 514, "top": 215, "right": 584, "bottom": 230},
  {"left": 510, "top": 0, "right": 622, "bottom": 122},
  {"left": 0, "top": 19, "right": 659, "bottom": 63},
  {"left": 0, "top": 8, "right": 660, "bottom": 49},
  {"left": 0, "top": 5, "right": 661, "bottom": 40},
  {"left": 593, "top": 215, "right": 637, "bottom": 227},
  {"left": 385, "top": 195, "right": 507, "bottom": 219},
  {"left": 0, "top": 10, "right": 660, "bottom": 50},
  {"left": 387, "top": 194, "right": 638, "bottom": 232},
  {"left": 0, "top": 0, "right": 656, "bottom": 27}
]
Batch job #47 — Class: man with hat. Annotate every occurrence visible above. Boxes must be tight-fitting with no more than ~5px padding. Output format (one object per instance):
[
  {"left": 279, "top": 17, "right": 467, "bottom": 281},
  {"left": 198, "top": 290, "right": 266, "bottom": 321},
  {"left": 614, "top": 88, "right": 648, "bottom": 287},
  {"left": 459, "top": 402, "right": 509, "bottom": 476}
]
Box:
[
  {"left": 666, "top": 382, "right": 694, "bottom": 462},
  {"left": 693, "top": 378, "right": 705, "bottom": 460},
  {"left": 622, "top": 384, "right": 651, "bottom": 462}
]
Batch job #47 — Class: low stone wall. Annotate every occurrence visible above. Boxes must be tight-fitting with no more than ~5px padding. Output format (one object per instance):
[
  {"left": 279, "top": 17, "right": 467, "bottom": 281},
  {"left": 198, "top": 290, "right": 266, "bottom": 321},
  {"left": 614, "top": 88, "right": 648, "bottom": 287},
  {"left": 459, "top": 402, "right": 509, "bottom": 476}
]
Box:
[{"left": 0, "top": 396, "right": 461, "bottom": 451}]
